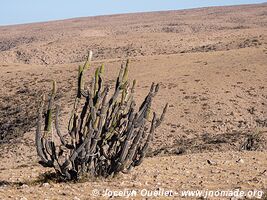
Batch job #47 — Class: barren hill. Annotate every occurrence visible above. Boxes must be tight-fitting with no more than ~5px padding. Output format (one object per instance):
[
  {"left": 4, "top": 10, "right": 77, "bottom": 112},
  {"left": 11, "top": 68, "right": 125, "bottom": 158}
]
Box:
[
  {"left": 0, "top": 3, "right": 267, "bottom": 200},
  {"left": 0, "top": 3, "right": 266, "bottom": 65}
]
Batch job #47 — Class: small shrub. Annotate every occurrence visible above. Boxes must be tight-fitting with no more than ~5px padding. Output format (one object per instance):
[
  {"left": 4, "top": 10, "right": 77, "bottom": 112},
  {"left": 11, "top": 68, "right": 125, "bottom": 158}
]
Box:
[{"left": 35, "top": 51, "right": 168, "bottom": 180}]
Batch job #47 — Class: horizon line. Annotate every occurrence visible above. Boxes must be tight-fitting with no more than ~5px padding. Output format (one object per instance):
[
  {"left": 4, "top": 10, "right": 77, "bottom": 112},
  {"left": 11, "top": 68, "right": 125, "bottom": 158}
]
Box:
[{"left": 0, "top": 2, "right": 266, "bottom": 27}]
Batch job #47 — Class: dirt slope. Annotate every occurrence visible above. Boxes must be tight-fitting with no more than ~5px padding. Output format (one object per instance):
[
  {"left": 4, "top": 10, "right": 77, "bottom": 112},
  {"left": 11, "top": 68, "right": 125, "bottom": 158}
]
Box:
[
  {"left": 0, "top": 3, "right": 267, "bottom": 200},
  {"left": 0, "top": 132, "right": 266, "bottom": 199},
  {"left": 0, "top": 3, "right": 266, "bottom": 65}
]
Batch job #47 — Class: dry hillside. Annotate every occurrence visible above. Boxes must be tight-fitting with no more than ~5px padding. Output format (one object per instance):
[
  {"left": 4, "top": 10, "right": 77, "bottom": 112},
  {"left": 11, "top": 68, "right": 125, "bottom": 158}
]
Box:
[{"left": 0, "top": 3, "right": 267, "bottom": 200}]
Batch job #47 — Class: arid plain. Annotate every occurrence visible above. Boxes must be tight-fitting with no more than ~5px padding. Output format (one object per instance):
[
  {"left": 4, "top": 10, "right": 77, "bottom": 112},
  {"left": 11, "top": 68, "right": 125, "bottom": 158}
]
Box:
[{"left": 0, "top": 3, "right": 267, "bottom": 200}]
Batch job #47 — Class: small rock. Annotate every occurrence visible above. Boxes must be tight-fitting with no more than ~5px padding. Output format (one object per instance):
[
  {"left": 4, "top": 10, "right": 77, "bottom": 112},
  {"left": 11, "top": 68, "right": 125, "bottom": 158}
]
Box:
[
  {"left": 230, "top": 197, "right": 242, "bottom": 200},
  {"left": 211, "top": 169, "right": 220, "bottom": 174},
  {"left": 236, "top": 158, "right": 244, "bottom": 163},
  {"left": 20, "top": 184, "right": 29, "bottom": 189},
  {"left": 133, "top": 182, "right": 142, "bottom": 187},
  {"left": 245, "top": 194, "right": 255, "bottom": 199},
  {"left": 42, "top": 182, "right": 50, "bottom": 187},
  {"left": 0, "top": 184, "right": 7, "bottom": 188},
  {"left": 73, "top": 197, "right": 80, "bottom": 200},
  {"left": 20, "top": 197, "right": 28, "bottom": 200},
  {"left": 207, "top": 159, "right": 217, "bottom": 165}
]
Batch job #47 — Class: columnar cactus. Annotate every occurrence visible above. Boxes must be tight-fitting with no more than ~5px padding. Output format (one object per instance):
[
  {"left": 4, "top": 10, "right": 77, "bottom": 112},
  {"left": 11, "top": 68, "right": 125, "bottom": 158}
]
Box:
[{"left": 36, "top": 51, "right": 168, "bottom": 180}]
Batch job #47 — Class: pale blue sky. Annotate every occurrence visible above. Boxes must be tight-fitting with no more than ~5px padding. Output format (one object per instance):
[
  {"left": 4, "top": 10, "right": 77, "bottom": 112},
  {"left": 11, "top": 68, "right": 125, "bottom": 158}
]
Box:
[{"left": 1, "top": 0, "right": 266, "bottom": 26}]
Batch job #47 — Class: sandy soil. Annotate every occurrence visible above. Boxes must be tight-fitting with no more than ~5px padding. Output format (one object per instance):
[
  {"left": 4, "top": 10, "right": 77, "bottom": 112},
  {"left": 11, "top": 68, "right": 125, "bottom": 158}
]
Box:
[{"left": 0, "top": 3, "right": 267, "bottom": 200}]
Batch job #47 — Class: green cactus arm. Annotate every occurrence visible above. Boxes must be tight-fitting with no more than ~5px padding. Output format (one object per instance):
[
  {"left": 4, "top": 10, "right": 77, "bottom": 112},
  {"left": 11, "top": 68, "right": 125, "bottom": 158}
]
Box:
[
  {"left": 55, "top": 105, "right": 67, "bottom": 146},
  {"left": 94, "top": 67, "right": 100, "bottom": 97},
  {"left": 122, "top": 59, "right": 129, "bottom": 84},
  {"left": 100, "top": 64, "right": 104, "bottom": 74},
  {"left": 156, "top": 103, "right": 168, "bottom": 128},
  {"left": 83, "top": 50, "right": 93, "bottom": 70},
  {"left": 77, "top": 65, "right": 85, "bottom": 98},
  {"left": 36, "top": 95, "right": 50, "bottom": 163},
  {"left": 44, "top": 80, "right": 57, "bottom": 132}
]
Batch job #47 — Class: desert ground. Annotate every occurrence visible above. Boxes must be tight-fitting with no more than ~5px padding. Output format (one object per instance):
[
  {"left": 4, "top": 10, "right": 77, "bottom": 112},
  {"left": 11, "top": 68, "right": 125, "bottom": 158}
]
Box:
[{"left": 0, "top": 3, "right": 267, "bottom": 200}]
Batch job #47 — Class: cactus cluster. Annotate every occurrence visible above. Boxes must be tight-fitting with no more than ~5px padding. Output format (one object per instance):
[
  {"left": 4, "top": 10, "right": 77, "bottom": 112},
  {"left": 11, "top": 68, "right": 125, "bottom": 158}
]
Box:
[{"left": 36, "top": 51, "right": 168, "bottom": 180}]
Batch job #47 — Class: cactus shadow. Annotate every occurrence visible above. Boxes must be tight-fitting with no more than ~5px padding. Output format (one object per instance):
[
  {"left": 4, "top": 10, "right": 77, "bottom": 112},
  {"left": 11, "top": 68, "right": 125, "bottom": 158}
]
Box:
[
  {"left": 0, "top": 180, "right": 26, "bottom": 187},
  {"left": 34, "top": 171, "right": 67, "bottom": 184}
]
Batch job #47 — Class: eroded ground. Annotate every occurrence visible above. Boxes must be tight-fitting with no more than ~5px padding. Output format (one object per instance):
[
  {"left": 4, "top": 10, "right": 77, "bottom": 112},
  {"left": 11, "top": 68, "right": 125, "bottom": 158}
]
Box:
[{"left": 0, "top": 3, "right": 267, "bottom": 200}]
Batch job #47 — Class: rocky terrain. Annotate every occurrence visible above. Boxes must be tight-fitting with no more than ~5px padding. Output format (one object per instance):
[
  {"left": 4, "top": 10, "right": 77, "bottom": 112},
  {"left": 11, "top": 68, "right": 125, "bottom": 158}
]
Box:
[{"left": 0, "top": 3, "right": 266, "bottom": 200}]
